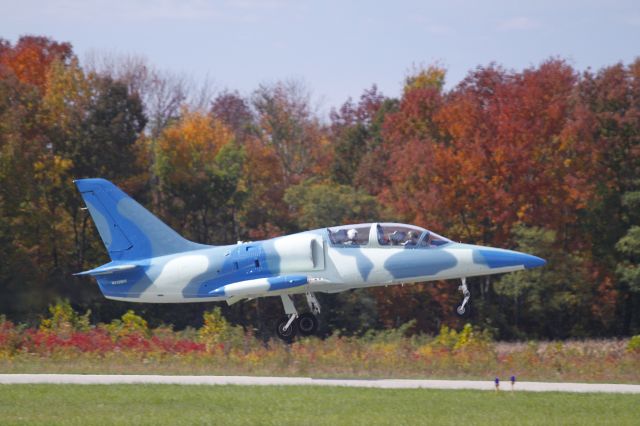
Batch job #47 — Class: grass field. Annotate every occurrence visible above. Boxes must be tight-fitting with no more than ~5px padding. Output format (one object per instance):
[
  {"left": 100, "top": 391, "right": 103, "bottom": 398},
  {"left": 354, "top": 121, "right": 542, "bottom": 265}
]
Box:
[{"left": 0, "top": 384, "right": 638, "bottom": 425}]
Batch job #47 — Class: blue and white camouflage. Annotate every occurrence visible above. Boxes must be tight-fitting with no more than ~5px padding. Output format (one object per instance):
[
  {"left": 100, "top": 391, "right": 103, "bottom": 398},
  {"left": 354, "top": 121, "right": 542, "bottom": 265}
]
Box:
[{"left": 75, "top": 178, "right": 546, "bottom": 340}]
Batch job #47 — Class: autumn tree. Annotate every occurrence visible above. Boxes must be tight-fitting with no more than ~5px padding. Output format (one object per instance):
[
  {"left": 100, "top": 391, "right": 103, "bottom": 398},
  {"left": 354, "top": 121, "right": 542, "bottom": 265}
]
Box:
[
  {"left": 377, "top": 66, "right": 444, "bottom": 230},
  {"left": 377, "top": 61, "right": 601, "bottom": 334},
  {"left": 84, "top": 52, "right": 209, "bottom": 139},
  {"left": 382, "top": 60, "right": 589, "bottom": 246},
  {"left": 252, "top": 80, "right": 329, "bottom": 186},
  {"left": 154, "top": 109, "right": 244, "bottom": 244},
  {"left": 0, "top": 36, "right": 73, "bottom": 89},
  {"left": 211, "top": 90, "right": 255, "bottom": 144},
  {"left": 566, "top": 60, "right": 640, "bottom": 334},
  {"left": 328, "top": 85, "right": 396, "bottom": 192},
  {"left": 238, "top": 140, "right": 290, "bottom": 239},
  {"left": 40, "top": 59, "right": 147, "bottom": 279},
  {"left": 0, "top": 65, "right": 53, "bottom": 320}
]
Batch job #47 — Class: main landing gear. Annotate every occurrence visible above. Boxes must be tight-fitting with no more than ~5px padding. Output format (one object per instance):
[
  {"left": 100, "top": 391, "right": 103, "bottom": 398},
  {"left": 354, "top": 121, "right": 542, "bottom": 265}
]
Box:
[
  {"left": 276, "top": 293, "right": 321, "bottom": 342},
  {"left": 457, "top": 277, "right": 470, "bottom": 315}
]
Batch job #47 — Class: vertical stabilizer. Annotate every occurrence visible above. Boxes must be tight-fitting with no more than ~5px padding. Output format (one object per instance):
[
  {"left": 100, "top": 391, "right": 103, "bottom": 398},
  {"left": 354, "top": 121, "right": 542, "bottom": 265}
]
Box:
[{"left": 75, "top": 178, "right": 208, "bottom": 260}]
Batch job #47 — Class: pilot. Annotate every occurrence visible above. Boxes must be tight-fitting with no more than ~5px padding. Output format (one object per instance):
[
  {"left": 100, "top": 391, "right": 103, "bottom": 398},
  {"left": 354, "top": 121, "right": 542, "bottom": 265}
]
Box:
[
  {"left": 403, "top": 231, "right": 419, "bottom": 246},
  {"left": 390, "top": 231, "right": 403, "bottom": 245},
  {"left": 346, "top": 228, "right": 358, "bottom": 245}
]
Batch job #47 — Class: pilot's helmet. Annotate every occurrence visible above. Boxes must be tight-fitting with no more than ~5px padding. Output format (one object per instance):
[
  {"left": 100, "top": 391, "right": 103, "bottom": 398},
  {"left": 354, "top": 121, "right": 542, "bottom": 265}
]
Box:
[
  {"left": 408, "top": 231, "right": 418, "bottom": 239},
  {"left": 347, "top": 229, "right": 358, "bottom": 240}
]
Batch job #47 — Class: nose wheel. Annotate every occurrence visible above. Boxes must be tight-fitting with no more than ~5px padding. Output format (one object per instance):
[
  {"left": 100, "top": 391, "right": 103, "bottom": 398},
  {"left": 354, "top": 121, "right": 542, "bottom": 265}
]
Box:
[
  {"left": 457, "top": 277, "right": 470, "bottom": 315},
  {"left": 276, "top": 315, "right": 298, "bottom": 342}
]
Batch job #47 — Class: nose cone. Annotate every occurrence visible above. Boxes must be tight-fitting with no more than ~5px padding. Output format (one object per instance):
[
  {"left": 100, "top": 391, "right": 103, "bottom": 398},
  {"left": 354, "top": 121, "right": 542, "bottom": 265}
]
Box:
[
  {"left": 475, "top": 248, "right": 546, "bottom": 270},
  {"left": 522, "top": 254, "right": 547, "bottom": 269}
]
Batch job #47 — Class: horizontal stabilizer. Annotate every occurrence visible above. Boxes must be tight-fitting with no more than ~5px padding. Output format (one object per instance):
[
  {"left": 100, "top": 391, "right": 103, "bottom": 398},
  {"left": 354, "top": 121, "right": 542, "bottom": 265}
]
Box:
[{"left": 74, "top": 263, "right": 139, "bottom": 276}]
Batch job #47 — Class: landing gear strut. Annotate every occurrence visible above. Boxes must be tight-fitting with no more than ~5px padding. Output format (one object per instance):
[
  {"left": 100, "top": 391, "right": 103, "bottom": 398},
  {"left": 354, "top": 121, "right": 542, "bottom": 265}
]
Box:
[
  {"left": 276, "top": 295, "right": 298, "bottom": 342},
  {"left": 275, "top": 293, "right": 321, "bottom": 342},
  {"left": 457, "top": 277, "right": 470, "bottom": 315}
]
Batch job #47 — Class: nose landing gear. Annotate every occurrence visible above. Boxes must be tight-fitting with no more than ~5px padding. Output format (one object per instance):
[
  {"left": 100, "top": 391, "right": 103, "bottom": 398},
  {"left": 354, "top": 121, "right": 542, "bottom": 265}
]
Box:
[
  {"left": 457, "top": 277, "right": 470, "bottom": 315},
  {"left": 276, "top": 315, "right": 298, "bottom": 342}
]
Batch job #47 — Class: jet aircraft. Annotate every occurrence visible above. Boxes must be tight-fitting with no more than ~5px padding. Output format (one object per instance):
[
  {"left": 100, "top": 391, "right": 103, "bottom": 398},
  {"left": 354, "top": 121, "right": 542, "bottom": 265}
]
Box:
[{"left": 75, "top": 178, "right": 546, "bottom": 341}]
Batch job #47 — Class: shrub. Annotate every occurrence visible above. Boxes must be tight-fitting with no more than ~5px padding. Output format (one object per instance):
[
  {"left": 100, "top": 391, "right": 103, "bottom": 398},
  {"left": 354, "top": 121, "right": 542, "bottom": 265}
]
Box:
[
  {"left": 39, "top": 300, "right": 90, "bottom": 337},
  {"left": 628, "top": 335, "right": 640, "bottom": 352},
  {"left": 0, "top": 316, "right": 22, "bottom": 357},
  {"left": 197, "top": 307, "right": 244, "bottom": 352},
  {"left": 368, "top": 320, "right": 416, "bottom": 343},
  {"left": 431, "top": 324, "right": 489, "bottom": 349},
  {"left": 105, "top": 310, "right": 151, "bottom": 340}
]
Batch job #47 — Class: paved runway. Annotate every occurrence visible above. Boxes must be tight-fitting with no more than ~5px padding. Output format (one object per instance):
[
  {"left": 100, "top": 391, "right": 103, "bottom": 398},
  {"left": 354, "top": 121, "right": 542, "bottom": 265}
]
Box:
[{"left": 1, "top": 374, "right": 639, "bottom": 393}]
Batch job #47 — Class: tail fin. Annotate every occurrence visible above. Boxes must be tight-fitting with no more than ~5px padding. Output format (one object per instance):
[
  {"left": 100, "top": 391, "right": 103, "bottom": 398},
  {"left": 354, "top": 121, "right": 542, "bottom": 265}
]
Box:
[{"left": 75, "top": 178, "right": 208, "bottom": 260}]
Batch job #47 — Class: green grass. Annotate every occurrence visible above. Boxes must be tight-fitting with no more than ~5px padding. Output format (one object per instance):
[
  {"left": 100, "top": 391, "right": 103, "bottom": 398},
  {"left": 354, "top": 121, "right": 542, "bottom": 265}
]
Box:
[{"left": 0, "top": 385, "right": 638, "bottom": 425}]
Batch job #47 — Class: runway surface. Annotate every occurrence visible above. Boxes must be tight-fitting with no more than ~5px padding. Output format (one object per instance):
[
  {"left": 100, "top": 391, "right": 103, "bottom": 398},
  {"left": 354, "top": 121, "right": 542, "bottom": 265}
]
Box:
[{"left": 1, "top": 374, "right": 639, "bottom": 393}]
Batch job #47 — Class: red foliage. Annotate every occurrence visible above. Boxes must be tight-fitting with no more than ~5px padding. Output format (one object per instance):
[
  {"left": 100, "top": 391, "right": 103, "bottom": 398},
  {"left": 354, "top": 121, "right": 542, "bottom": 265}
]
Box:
[
  {"left": 380, "top": 60, "right": 594, "bottom": 247},
  {"left": 3, "top": 327, "right": 206, "bottom": 356}
]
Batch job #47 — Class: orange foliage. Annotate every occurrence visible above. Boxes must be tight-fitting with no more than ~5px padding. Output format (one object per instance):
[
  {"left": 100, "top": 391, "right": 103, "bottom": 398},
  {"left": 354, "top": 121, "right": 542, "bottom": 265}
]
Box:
[
  {"left": 0, "top": 36, "right": 73, "bottom": 89},
  {"left": 241, "top": 140, "right": 289, "bottom": 239},
  {"left": 156, "top": 109, "right": 233, "bottom": 184}
]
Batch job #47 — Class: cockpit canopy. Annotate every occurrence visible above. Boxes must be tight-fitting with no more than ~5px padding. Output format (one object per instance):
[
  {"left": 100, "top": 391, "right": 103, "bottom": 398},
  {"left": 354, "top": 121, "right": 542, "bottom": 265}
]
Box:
[{"left": 327, "top": 223, "right": 451, "bottom": 248}]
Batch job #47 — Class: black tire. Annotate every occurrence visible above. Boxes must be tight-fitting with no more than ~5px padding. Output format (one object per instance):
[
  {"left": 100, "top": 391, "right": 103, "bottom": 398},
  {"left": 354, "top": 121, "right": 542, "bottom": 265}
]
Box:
[
  {"left": 276, "top": 316, "right": 297, "bottom": 342},
  {"left": 297, "top": 312, "right": 318, "bottom": 336}
]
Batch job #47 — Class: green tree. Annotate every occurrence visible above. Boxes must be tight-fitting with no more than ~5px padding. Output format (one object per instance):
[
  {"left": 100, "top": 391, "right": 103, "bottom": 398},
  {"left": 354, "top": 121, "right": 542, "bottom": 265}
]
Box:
[
  {"left": 615, "top": 190, "right": 640, "bottom": 333},
  {"left": 284, "top": 178, "right": 383, "bottom": 230},
  {"left": 617, "top": 226, "right": 640, "bottom": 292},
  {"left": 494, "top": 226, "right": 594, "bottom": 339},
  {"left": 41, "top": 59, "right": 148, "bottom": 276},
  {"left": 330, "top": 123, "right": 369, "bottom": 185}
]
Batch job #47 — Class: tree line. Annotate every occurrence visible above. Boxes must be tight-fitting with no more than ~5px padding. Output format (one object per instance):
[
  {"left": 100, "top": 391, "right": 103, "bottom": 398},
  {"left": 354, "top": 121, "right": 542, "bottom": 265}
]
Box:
[{"left": 0, "top": 36, "right": 638, "bottom": 339}]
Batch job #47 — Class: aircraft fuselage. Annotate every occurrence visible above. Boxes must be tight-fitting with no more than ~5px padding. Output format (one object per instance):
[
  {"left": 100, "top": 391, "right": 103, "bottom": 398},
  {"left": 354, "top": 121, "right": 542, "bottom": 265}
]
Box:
[{"left": 85, "top": 227, "right": 544, "bottom": 304}]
